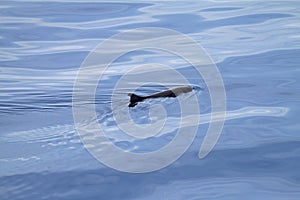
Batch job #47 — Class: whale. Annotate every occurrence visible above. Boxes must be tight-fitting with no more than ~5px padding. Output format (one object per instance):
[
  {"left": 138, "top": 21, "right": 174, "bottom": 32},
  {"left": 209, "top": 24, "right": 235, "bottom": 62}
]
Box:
[{"left": 128, "top": 85, "right": 193, "bottom": 107}]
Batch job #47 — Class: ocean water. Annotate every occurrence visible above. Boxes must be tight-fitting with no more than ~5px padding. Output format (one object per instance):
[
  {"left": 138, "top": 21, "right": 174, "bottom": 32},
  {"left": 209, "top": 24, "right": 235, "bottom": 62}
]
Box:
[{"left": 1, "top": 0, "right": 300, "bottom": 199}]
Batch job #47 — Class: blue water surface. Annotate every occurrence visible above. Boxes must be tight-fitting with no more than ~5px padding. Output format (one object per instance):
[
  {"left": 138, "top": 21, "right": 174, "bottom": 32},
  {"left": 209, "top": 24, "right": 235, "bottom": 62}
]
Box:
[{"left": 1, "top": 0, "right": 300, "bottom": 199}]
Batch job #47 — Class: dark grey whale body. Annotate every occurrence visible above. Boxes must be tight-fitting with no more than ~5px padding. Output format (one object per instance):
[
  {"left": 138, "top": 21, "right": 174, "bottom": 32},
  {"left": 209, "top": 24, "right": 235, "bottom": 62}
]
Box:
[{"left": 128, "top": 85, "right": 193, "bottom": 107}]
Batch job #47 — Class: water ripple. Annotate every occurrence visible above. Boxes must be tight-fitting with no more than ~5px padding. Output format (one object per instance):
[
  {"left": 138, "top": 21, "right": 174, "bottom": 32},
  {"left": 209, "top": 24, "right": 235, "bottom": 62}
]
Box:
[{"left": 1, "top": 106, "right": 289, "bottom": 145}]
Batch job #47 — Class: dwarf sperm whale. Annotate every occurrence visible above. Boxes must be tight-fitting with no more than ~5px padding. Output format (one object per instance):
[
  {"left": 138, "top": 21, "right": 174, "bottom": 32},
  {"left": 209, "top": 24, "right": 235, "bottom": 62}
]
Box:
[{"left": 128, "top": 85, "right": 193, "bottom": 107}]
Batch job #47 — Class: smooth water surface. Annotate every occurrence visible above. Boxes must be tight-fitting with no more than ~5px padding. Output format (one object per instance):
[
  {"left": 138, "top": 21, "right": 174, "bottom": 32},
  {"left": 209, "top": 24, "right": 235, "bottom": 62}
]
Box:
[{"left": 1, "top": 0, "right": 300, "bottom": 199}]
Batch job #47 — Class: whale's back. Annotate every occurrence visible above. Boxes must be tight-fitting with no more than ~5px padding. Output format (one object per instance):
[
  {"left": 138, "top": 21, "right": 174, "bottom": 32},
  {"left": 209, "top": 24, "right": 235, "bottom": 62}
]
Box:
[{"left": 171, "top": 86, "right": 193, "bottom": 96}]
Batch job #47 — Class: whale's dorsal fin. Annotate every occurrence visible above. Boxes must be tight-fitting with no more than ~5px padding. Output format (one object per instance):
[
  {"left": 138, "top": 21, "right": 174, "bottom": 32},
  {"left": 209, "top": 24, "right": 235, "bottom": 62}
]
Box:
[{"left": 128, "top": 93, "right": 144, "bottom": 107}]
